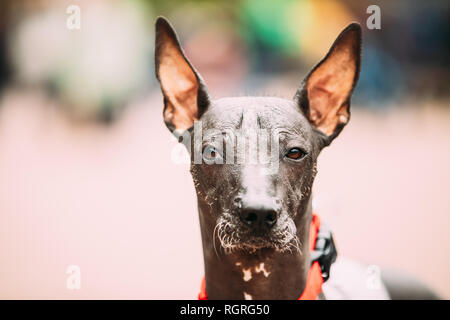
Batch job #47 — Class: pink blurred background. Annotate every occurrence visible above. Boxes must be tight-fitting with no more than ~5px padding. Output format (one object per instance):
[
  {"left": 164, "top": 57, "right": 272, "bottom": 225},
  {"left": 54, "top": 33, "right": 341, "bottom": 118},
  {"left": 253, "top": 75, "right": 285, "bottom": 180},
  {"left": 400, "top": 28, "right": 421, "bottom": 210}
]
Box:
[{"left": 0, "top": 0, "right": 449, "bottom": 299}]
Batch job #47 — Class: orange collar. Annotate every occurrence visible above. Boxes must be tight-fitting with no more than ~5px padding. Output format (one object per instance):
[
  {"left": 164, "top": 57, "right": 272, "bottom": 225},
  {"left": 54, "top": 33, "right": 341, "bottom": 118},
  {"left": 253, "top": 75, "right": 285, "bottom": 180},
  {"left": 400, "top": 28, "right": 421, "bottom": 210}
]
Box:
[{"left": 198, "top": 213, "right": 324, "bottom": 300}]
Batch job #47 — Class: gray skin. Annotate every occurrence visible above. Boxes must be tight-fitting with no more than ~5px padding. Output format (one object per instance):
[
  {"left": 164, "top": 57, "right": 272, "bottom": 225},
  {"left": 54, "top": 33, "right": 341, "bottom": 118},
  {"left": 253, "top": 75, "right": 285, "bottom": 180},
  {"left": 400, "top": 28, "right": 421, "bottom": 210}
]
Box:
[
  {"left": 154, "top": 17, "right": 439, "bottom": 300},
  {"left": 191, "top": 97, "right": 323, "bottom": 299}
]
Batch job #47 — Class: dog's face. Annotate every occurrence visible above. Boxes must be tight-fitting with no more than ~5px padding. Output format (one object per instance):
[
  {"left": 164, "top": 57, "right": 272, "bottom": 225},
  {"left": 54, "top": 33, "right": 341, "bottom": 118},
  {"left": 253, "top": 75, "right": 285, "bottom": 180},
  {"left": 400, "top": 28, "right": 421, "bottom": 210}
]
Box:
[
  {"left": 155, "top": 17, "right": 361, "bottom": 254},
  {"left": 190, "top": 96, "right": 322, "bottom": 253}
]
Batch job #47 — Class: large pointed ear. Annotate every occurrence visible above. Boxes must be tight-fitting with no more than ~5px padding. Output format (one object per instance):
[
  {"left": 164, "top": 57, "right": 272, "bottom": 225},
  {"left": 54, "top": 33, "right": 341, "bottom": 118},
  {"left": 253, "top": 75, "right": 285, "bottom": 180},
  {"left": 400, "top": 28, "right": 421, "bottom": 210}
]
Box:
[
  {"left": 155, "top": 17, "right": 210, "bottom": 134},
  {"left": 295, "top": 23, "right": 362, "bottom": 145}
]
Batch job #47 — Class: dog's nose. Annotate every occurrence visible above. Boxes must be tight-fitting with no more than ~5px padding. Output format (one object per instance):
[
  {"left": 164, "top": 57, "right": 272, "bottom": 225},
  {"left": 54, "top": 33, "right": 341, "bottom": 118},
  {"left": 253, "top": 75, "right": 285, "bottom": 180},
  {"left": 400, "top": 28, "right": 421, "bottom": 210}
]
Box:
[
  {"left": 239, "top": 208, "right": 277, "bottom": 231},
  {"left": 235, "top": 197, "right": 279, "bottom": 233}
]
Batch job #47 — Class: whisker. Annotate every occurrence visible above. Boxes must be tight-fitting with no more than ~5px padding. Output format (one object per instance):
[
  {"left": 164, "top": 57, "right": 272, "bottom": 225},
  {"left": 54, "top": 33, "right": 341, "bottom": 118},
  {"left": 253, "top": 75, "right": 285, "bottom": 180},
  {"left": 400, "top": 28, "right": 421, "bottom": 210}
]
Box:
[{"left": 212, "top": 221, "right": 221, "bottom": 258}]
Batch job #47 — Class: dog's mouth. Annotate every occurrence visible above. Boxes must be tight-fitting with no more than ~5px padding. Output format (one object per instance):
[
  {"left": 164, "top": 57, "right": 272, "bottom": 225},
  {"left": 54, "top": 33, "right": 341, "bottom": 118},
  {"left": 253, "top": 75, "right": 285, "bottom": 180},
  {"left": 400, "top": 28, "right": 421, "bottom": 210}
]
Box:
[{"left": 214, "top": 212, "right": 301, "bottom": 254}]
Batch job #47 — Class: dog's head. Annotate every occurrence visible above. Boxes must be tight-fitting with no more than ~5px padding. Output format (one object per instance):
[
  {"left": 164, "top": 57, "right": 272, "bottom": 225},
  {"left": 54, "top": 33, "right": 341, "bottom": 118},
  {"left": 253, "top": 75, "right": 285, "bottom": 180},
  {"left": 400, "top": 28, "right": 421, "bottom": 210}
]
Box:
[{"left": 155, "top": 17, "right": 361, "bottom": 254}]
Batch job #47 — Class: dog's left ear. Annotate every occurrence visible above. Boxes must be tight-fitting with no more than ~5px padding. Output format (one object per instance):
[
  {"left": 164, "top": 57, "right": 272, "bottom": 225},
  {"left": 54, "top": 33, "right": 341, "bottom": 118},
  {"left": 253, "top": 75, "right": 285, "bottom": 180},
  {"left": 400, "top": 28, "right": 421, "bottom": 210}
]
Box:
[{"left": 295, "top": 23, "right": 362, "bottom": 145}]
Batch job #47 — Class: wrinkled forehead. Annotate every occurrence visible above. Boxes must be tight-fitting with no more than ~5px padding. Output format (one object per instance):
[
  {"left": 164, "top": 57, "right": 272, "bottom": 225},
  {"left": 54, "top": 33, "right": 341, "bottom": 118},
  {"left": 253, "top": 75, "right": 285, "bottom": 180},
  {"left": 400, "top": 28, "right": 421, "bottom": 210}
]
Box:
[{"left": 200, "top": 97, "right": 312, "bottom": 137}]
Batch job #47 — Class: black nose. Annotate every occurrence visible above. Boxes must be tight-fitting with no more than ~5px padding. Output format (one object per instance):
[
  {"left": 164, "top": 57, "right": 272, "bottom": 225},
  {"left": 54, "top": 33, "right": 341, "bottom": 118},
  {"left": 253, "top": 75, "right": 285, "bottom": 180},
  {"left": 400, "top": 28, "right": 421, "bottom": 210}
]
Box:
[{"left": 235, "top": 198, "right": 279, "bottom": 233}]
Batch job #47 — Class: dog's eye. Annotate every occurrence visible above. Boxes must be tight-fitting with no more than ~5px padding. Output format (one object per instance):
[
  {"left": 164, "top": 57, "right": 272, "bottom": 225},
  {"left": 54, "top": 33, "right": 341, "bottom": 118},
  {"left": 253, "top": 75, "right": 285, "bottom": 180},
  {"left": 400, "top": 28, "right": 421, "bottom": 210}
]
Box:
[
  {"left": 203, "top": 145, "right": 222, "bottom": 162},
  {"left": 286, "top": 148, "right": 306, "bottom": 160}
]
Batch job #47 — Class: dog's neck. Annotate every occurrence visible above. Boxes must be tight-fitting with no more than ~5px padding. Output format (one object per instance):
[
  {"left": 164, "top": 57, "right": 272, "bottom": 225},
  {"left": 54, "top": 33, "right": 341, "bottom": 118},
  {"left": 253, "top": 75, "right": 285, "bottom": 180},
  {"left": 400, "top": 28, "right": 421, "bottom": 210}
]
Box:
[{"left": 197, "top": 198, "right": 315, "bottom": 300}]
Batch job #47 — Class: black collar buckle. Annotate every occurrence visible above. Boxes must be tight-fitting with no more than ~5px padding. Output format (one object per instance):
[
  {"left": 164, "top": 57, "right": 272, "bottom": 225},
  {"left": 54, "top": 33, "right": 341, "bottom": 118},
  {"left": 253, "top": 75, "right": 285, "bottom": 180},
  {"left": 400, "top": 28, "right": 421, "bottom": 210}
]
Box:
[{"left": 310, "top": 223, "right": 337, "bottom": 282}]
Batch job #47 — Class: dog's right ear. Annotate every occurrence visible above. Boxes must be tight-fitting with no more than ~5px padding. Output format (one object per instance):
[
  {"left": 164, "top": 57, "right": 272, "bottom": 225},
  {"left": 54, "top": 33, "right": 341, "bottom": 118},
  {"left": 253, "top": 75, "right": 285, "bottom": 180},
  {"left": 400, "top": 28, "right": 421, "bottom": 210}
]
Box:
[{"left": 155, "top": 17, "right": 210, "bottom": 134}]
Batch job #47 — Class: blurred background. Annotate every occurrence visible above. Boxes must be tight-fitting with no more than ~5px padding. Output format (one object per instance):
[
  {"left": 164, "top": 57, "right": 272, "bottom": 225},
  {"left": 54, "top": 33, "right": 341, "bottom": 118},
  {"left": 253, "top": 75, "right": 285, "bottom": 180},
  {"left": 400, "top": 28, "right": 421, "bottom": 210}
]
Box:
[{"left": 0, "top": 0, "right": 449, "bottom": 299}]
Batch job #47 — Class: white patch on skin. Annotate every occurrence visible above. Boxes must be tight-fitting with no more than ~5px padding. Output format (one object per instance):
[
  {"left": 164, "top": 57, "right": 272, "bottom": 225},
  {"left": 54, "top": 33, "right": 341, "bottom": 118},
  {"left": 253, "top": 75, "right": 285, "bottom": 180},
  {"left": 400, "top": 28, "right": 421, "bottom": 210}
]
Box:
[
  {"left": 236, "top": 262, "right": 252, "bottom": 281},
  {"left": 243, "top": 292, "right": 253, "bottom": 300},
  {"left": 236, "top": 262, "right": 270, "bottom": 281},
  {"left": 242, "top": 268, "right": 252, "bottom": 282},
  {"left": 255, "top": 262, "right": 270, "bottom": 278}
]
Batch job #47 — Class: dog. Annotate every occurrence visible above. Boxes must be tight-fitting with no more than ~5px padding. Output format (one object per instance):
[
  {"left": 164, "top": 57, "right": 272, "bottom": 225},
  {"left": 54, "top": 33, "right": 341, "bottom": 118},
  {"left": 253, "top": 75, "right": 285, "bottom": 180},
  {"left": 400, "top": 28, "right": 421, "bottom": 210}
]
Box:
[{"left": 154, "top": 17, "right": 438, "bottom": 300}]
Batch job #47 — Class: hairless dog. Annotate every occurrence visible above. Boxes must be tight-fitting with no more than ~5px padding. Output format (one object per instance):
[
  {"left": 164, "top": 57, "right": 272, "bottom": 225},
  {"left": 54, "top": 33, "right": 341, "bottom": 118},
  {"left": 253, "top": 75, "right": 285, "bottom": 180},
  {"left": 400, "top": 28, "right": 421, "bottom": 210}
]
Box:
[{"left": 154, "top": 17, "right": 438, "bottom": 300}]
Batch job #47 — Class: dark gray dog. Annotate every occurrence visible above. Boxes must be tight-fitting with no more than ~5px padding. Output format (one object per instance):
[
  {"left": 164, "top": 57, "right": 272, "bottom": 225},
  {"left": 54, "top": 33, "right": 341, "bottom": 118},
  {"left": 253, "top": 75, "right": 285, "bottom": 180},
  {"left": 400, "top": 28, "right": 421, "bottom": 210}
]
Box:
[{"left": 154, "top": 17, "right": 438, "bottom": 300}]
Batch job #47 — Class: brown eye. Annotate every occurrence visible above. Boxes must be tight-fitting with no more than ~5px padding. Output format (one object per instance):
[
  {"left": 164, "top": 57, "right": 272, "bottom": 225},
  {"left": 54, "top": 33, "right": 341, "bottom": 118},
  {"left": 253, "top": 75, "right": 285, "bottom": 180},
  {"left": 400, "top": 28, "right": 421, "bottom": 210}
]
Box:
[
  {"left": 286, "top": 148, "right": 306, "bottom": 160},
  {"left": 204, "top": 146, "right": 216, "bottom": 159},
  {"left": 203, "top": 145, "right": 222, "bottom": 162}
]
